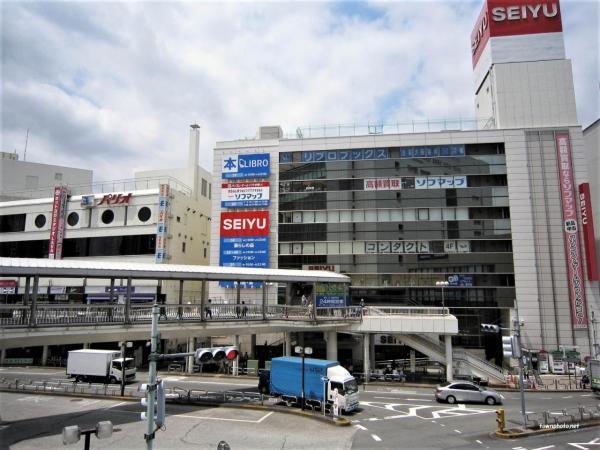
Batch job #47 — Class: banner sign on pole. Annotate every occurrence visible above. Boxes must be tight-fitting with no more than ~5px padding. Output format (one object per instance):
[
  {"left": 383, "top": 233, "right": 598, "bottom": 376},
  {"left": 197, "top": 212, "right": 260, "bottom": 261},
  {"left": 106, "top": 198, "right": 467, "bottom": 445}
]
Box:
[
  {"left": 555, "top": 133, "right": 588, "bottom": 329},
  {"left": 49, "top": 186, "right": 69, "bottom": 260},
  {"left": 155, "top": 183, "right": 170, "bottom": 263},
  {"left": 221, "top": 181, "right": 270, "bottom": 208}
]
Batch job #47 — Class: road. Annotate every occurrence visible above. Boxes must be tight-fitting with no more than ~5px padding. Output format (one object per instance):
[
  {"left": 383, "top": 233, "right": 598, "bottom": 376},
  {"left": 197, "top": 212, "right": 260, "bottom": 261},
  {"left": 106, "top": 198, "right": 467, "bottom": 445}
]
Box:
[{"left": 1, "top": 366, "right": 599, "bottom": 450}]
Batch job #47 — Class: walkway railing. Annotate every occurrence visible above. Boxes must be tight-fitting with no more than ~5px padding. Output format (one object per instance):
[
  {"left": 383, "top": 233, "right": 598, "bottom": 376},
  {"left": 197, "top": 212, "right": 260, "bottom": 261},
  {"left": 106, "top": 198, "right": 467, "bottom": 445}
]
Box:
[
  {"left": 366, "top": 306, "right": 449, "bottom": 316},
  {"left": 0, "top": 304, "right": 365, "bottom": 328}
]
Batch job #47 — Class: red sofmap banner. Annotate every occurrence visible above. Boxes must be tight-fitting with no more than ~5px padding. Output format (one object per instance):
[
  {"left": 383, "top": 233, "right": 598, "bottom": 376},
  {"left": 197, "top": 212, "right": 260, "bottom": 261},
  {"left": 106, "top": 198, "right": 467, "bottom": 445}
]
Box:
[
  {"left": 578, "top": 183, "right": 599, "bottom": 281},
  {"left": 555, "top": 133, "right": 588, "bottom": 329}
]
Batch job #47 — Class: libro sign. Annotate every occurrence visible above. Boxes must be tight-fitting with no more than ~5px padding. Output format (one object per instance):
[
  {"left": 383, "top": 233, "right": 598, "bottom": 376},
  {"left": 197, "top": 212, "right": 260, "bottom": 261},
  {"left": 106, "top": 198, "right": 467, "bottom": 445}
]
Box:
[
  {"left": 222, "top": 153, "right": 270, "bottom": 179},
  {"left": 555, "top": 133, "right": 588, "bottom": 329}
]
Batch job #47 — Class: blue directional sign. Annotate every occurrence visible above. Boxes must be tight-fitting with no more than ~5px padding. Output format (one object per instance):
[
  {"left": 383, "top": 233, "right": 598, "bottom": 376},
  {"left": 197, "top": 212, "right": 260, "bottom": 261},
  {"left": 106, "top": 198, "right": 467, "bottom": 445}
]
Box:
[
  {"left": 316, "top": 295, "right": 348, "bottom": 307},
  {"left": 222, "top": 153, "right": 270, "bottom": 179},
  {"left": 219, "top": 236, "right": 269, "bottom": 268}
]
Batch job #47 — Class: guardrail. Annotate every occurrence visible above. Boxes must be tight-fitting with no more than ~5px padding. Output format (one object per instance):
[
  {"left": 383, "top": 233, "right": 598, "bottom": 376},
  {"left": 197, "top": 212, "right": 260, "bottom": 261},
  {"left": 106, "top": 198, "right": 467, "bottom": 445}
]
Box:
[
  {"left": 524, "top": 405, "right": 600, "bottom": 429},
  {"left": 367, "top": 306, "right": 449, "bottom": 316}
]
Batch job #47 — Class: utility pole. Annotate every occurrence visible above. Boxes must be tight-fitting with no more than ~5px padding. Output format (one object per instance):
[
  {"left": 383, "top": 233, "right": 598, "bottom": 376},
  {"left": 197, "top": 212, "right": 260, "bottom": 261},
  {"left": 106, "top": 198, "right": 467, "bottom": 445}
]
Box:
[{"left": 145, "top": 304, "right": 159, "bottom": 450}]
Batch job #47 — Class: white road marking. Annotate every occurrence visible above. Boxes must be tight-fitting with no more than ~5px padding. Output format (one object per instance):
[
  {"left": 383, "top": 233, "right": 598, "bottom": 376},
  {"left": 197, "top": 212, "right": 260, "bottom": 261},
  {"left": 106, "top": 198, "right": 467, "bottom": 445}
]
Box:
[
  {"left": 431, "top": 420, "right": 437, "bottom": 423},
  {"left": 542, "top": 397, "right": 552, "bottom": 400},
  {"left": 369, "top": 417, "right": 380, "bottom": 421},
  {"left": 371, "top": 434, "right": 382, "bottom": 442},
  {"left": 581, "top": 394, "right": 592, "bottom": 397},
  {"left": 257, "top": 412, "right": 274, "bottom": 423},
  {"left": 407, "top": 398, "right": 432, "bottom": 402},
  {"left": 562, "top": 396, "right": 573, "bottom": 399},
  {"left": 476, "top": 440, "right": 483, "bottom": 445},
  {"left": 454, "top": 429, "right": 462, "bottom": 433},
  {"left": 108, "top": 401, "right": 130, "bottom": 409},
  {"left": 440, "top": 424, "right": 446, "bottom": 427},
  {"left": 355, "top": 425, "right": 368, "bottom": 431},
  {"left": 531, "top": 445, "right": 555, "bottom": 450},
  {"left": 175, "top": 412, "right": 273, "bottom": 423},
  {"left": 512, "top": 447, "right": 525, "bottom": 450},
  {"left": 367, "top": 390, "right": 431, "bottom": 396}
]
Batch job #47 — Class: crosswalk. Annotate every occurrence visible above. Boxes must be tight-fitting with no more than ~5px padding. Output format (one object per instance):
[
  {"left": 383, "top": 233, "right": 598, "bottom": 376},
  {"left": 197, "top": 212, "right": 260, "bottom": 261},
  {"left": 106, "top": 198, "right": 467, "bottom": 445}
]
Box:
[{"left": 354, "top": 401, "right": 494, "bottom": 422}]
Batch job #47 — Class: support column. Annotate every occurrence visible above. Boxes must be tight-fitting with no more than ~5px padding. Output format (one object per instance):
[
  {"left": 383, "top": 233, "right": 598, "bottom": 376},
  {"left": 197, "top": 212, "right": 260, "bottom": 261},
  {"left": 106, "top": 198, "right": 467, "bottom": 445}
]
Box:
[
  {"left": 187, "top": 337, "right": 195, "bottom": 374},
  {"left": 41, "top": 345, "right": 49, "bottom": 366},
  {"left": 125, "top": 277, "right": 132, "bottom": 323},
  {"left": 0, "top": 348, "right": 6, "bottom": 366},
  {"left": 251, "top": 334, "right": 257, "bottom": 358},
  {"left": 83, "top": 343, "right": 90, "bottom": 349},
  {"left": 29, "top": 275, "right": 39, "bottom": 327},
  {"left": 262, "top": 283, "right": 267, "bottom": 320},
  {"left": 109, "top": 278, "right": 115, "bottom": 303},
  {"left": 363, "top": 333, "right": 370, "bottom": 382},
  {"left": 326, "top": 331, "right": 338, "bottom": 361},
  {"left": 369, "top": 332, "right": 375, "bottom": 368},
  {"left": 178, "top": 279, "right": 184, "bottom": 320},
  {"left": 284, "top": 332, "right": 291, "bottom": 356},
  {"left": 200, "top": 280, "right": 206, "bottom": 320},
  {"left": 233, "top": 335, "right": 240, "bottom": 376},
  {"left": 445, "top": 335, "right": 453, "bottom": 382}
]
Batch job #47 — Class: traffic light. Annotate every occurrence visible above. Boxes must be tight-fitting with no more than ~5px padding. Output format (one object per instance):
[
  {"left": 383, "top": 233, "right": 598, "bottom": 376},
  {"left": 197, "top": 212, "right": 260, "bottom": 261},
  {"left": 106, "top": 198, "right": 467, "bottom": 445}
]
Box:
[
  {"left": 194, "top": 346, "right": 239, "bottom": 364},
  {"left": 481, "top": 323, "right": 500, "bottom": 333},
  {"left": 495, "top": 408, "right": 505, "bottom": 432},
  {"left": 140, "top": 380, "right": 166, "bottom": 428},
  {"left": 502, "top": 336, "right": 514, "bottom": 358}
]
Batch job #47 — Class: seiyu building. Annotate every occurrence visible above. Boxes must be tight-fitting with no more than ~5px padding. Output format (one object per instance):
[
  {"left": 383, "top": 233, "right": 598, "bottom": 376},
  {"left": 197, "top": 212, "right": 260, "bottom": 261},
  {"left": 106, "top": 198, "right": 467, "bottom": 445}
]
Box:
[{"left": 210, "top": 0, "right": 599, "bottom": 364}]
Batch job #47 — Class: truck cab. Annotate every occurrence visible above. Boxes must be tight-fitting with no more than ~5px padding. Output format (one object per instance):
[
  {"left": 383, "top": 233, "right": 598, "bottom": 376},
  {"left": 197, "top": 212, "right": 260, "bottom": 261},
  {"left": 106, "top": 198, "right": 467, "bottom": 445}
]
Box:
[
  {"left": 327, "top": 366, "right": 359, "bottom": 412},
  {"left": 110, "top": 358, "right": 137, "bottom": 383}
]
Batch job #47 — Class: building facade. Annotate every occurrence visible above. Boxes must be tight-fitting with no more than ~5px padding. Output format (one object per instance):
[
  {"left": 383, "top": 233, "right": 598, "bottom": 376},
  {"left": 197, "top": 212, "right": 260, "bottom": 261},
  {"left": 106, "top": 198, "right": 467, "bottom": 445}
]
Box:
[{"left": 210, "top": 0, "right": 599, "bottom": 364}]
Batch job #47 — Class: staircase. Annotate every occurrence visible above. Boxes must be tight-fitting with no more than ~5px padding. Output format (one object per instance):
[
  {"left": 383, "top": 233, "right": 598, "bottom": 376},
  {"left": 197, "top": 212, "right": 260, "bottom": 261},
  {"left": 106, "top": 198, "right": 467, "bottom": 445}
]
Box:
[{"left": 400, "top": 334, "right": 506, "bottom": 385}]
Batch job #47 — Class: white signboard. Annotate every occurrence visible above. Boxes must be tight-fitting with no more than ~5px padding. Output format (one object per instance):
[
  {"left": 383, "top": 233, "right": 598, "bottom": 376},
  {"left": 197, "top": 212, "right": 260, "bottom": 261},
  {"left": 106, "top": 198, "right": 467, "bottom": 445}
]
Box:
[{"left": 221, "top": 181, "right": 270, "bottom": 208}]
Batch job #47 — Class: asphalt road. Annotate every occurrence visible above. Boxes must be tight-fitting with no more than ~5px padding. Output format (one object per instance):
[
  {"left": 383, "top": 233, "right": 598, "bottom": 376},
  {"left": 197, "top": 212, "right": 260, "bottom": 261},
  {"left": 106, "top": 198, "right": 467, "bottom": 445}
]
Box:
[{"left": 1, "top": 366, "right": 599, "bottom": 450}]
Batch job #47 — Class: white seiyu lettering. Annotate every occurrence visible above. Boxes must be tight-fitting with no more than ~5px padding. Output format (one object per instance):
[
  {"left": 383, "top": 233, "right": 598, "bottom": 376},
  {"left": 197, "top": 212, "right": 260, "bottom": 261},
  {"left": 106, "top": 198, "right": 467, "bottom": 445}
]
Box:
[
  {"left": 222, "top": 217, "right": 267, "bottom": 231},
  {"left": 579, "top": 193, "right": 589, "bottom": 225},
  {"left": 491, "top": 3, "right": 558, "bottom": 22},
  {"left": 471, "top": 12, "right": 488, "bottom": 54}
]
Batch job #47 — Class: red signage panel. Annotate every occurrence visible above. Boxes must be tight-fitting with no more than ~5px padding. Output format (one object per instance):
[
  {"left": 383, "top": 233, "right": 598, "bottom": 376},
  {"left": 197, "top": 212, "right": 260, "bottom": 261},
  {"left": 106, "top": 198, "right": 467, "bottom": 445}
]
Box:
[
  {"left": 555, "top": 133, "right": 588, "bottom": 329},
  {"left": 220, "top": 211, "right": 269, "bottom": 237},
  {"left": 49, "top": 186, "right": 69, "bottom": 260},
  {"left": 471, "top": 0, "right": 563, "bottom": 67},
  {"left": 578, "top": 183, "right": 599, "bottom": 281}
]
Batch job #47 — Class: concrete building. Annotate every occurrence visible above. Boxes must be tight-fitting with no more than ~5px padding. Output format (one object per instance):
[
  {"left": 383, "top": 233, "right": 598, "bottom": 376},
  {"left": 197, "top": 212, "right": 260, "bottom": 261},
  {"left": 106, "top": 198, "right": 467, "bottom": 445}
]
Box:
[{"left": 209, "top": 0, "right": 599, "bottom": 368}]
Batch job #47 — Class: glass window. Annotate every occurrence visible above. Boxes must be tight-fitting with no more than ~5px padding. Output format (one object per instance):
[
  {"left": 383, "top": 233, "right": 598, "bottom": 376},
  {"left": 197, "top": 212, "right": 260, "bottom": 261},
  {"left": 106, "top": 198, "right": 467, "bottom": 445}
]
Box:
[
  {"left": 378, "top": 210, "right": 390, "bottom": 222},
  {"left": 442, "top": 208, "right": 456, "bottom": 220},
  {"left": 1, "top": 214, "right": 26, "bottom": 232},
  {"left": 315, "top": 211, "right": 326, "bottom": 223},
  {"left": 390, "top": 209, "right": 403, "bottom": 221},
  {"left": 67, "top": 212, "right": 79, "bottom": 227},
  {"left": 418, "top": 208, "right": 429, "bottom": 221},
  {"left": 303, "top": 211, "right": 315, "bottom": 223},
  {"left": 34, "top": 214, "right": 46, "bottom": 229},
  {"left": 137, "top": 207, "right": 151, "bottom": 222},
  {"left": 365, "top": 210, "right": 377, "bottom": 222},
  {"left": 327, "top": 210, "right": 339, "bottom": 223},
  {"left": 353, "top": 241, "right": 365, "bottom": 254},
  {"left": 340, "top": 242, "right": 353, "bottom": 254},
  {"left": 352, "top": 210, "right": 365, "bottom": 222},
  {"left": 292, "top": 212, "right": 302, "bottom": 223},
  {"left": 201, "top": 178, "right": 208, "bottom": 197},
  {"left": 101, "top": 210, "right": 115, "bottom": 224},
  {"left": 315, "top": 242, "right": 327, "bottom": 254},
  {"left": 429, "top": 208, "right": 441, "bottom": 221},
  {"left": 54, "top": 172, "right": 63, "bottom": 181},
  {"left": 340, "top": 210, "right": 352, "bottom": 222},
  {"left": 208, "top": 183, "right": 212, "bottom": 200},
  {"left": 404, "top": 209, "right": 416, "bottom": 221},
  {"left": 456, "top": 208, "right": 469, "bottom": 220},
  {"left": 279, "top": 243, "right": 291, "bottom": 255},
  {"left": 292, "top": 243, "right": 302, "bottom": 254},
  {"left": 303, "top": 242, "right": 315, "bottom": 254},
  {"left": 327, "top": 242, "right": 340, "bottom": 254}
]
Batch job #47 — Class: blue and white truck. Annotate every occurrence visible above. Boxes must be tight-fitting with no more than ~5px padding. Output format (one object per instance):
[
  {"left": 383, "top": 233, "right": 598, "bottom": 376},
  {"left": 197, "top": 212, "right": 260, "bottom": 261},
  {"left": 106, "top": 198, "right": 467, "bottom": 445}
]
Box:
[{"left": 258, "top": 356, "right": 359, "bottom": 412}]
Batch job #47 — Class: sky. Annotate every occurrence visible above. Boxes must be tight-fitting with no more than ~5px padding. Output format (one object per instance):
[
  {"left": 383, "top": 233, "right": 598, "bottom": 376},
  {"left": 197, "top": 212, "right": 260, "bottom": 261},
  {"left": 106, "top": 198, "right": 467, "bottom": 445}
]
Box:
[{"left": 1, "top": 0, "right": 598, "bottom": 182}]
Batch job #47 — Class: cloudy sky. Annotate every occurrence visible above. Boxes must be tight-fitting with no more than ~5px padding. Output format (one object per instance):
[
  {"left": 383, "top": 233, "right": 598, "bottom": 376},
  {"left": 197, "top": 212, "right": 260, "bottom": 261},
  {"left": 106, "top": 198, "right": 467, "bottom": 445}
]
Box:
[{"left": 1, "top": 1, "right": 598, "bottom": 182}]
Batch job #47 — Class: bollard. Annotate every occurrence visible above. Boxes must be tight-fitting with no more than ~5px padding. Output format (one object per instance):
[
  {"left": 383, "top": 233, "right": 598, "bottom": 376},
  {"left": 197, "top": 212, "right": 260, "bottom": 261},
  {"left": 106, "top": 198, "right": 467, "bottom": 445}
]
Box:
[{"left": 495, "top": 408, "right": 505, "bottom": 433}]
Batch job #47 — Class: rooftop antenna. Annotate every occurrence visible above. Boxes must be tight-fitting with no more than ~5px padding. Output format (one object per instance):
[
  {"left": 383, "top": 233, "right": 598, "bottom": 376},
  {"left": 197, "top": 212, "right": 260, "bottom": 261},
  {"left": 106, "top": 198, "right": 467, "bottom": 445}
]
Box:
[{"left": 23, "top": 128, "right": 29, "bottom": 161}]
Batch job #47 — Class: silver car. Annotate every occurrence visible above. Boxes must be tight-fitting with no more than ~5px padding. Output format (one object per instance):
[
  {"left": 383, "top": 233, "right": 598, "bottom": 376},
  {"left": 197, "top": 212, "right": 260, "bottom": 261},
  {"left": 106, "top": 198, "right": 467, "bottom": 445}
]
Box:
[{"left": 435, "top": 381, "right": 504, "bottom": 405}]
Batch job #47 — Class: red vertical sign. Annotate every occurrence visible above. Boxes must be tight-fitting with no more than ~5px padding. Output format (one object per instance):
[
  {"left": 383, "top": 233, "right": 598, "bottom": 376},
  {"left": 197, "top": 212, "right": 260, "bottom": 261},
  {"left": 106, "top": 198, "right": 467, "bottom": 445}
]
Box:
[
  {"left": 578, "top": 183, "right": 599, "bottom": 281},
  {"left": 555, "top": 133, "right": 588, "bottom": 329},
  {"left": 48, "top": 186, "right": 69, "bottom": 260}
]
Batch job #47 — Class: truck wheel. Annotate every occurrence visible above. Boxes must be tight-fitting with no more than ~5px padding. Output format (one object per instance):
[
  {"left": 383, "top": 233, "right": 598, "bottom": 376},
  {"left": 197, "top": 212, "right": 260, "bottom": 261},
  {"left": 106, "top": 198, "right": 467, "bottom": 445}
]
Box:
[{"left": 110, "top": 376, "right": 117, "bottom": 384}]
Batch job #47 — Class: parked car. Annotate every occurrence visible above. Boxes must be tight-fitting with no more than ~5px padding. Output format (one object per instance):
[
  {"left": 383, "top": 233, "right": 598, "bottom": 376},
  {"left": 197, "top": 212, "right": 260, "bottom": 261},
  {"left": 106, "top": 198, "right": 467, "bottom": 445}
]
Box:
[{"left": 435, "top": 381, "right": 503, "bottom": 405}]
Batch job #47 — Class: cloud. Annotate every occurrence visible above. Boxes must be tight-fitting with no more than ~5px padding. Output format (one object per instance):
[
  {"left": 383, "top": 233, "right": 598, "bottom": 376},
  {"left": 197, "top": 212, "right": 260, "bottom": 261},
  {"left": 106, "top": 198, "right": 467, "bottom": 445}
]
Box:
[{"left": 1, "top": 0, "right": 597, "bottom": 182}]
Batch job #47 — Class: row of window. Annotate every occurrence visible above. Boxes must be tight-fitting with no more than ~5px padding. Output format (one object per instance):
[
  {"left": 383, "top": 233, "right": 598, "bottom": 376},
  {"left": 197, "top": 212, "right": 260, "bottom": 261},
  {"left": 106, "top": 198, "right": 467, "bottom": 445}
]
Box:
[
  {"left": 278, "top": 239, "right": 512, "bottom": 256},
  {"left": 278, "top": 208, "right": 510, "bottom": 224},
  {"left": 0, "top": 235, "right": 156, "bottom": 258}
]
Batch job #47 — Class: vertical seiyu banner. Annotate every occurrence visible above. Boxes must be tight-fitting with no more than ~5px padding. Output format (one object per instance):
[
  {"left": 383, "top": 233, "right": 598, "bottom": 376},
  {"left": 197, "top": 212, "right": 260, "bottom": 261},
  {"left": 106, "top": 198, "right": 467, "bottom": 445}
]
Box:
[
  {"left": 578, "top": 183, "right": 599, "bottom": 281},
  {"left": 48, "top": 186, "right": 69, "bottom": 260},
  {"left": 555, "top": 132, "right": 588, "bottom": 329},
  {"left": 155, "top": 184, "right": 170, "bottom": 264}
]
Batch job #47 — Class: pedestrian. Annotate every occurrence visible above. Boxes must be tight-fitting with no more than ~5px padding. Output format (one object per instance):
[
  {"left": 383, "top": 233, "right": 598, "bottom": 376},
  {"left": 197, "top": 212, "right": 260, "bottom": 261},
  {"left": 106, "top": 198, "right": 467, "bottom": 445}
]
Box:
[
  {"left": 236, "top": 303, "right": 241, "bottom": 318},
  {"left": 301, "top": 294, "right": 308, "bottom": 307},
  {"left": 242, "top": 301, "right": 248, "bottom": 318},
  {"left": 205, "top": 299, "right": 212, "bottom": 319},
  {"left": 159, "top": 299, "right": 167, "bottom": 320},
  {"left": 307, "top": 299, "right": 314, "bottom": 319},
  {"left": 581, "top": 374, "right": 590, "bottom": 389}
]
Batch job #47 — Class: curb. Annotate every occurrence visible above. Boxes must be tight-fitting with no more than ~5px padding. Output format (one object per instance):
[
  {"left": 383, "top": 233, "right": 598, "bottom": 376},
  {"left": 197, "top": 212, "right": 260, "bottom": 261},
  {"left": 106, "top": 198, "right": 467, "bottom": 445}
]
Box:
[{"left": 493, "top": 420, "right": 600, "bottom": 439}]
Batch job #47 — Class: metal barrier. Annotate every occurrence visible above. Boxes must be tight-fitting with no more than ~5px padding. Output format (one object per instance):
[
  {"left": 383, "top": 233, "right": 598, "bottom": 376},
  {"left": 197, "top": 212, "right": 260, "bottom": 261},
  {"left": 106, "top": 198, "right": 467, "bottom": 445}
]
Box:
[{"left": 524, "top": 405, "right": 600, "bottom": 429}]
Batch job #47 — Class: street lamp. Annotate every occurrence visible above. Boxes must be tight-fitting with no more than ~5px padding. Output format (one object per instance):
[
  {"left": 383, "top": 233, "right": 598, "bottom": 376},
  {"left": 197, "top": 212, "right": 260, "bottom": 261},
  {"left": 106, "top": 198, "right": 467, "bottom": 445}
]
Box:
[
  {"left": 295, "top": 345, "right": 313, "bottom": 410},
  {"left": 435, "top": 281, "right": 449, "bottom": 310}
]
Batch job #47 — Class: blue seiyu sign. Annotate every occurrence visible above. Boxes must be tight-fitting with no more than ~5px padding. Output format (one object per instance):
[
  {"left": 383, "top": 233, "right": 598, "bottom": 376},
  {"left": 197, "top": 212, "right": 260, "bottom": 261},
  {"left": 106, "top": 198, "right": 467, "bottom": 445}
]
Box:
[
  {"left": 219, "top": 236, "right": 269, "bottom": 268},
  {"left": 222, "top": 153, "right": 270, "bottom": 179}
]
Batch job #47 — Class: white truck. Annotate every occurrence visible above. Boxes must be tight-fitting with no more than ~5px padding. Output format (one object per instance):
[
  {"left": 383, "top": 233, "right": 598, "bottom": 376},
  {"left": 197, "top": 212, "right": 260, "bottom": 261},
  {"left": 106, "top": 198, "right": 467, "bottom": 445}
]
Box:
[{"left": 67, "top": 349, "right": 136, "bottom": 383}]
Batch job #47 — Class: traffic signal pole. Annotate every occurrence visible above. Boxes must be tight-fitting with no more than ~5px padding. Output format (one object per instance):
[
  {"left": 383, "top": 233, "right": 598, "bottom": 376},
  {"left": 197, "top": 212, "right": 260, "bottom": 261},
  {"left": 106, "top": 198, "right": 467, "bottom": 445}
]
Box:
[
  {"left": 145, "top": 304, "right": 159, "bottom": 450},
  {"left": 514, "top": 308, "right": 527, "bottom": 428}
]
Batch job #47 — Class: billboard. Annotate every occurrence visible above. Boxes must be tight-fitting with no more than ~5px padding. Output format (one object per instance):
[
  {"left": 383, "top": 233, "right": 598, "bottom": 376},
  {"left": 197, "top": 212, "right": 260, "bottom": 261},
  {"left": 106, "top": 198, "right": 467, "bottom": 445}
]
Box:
[
  {"left": 578, "top": 183, "right": 599, "bottom": 281},
  {"left": 220, "top": 211, "right": 269, "bottom": 237},
  {"left": 221, "top": 181, "right": 270, "bottom": 208},
  {"left": 415, "top": 176, "right": 467, "bottom": 189},
  {"left": 315, "top": 282, "right": 348, "bottom": 308},
  {"left": 155, "top": 183, "right": 170, "bottom": 264},
  {"left": 555, "top": 133, "right": 588, "bottom": 329},
  {"left": 222, "top": 153, "right": 270, "bottom": 179}
]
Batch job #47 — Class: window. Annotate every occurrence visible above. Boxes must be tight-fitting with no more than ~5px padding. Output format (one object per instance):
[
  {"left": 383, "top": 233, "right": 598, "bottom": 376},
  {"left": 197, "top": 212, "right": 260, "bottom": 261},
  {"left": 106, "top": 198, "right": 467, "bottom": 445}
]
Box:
[
  {"left": 25, "top": 175, "right": 38, "bottom": 189},
  {"left": 101, "top": 210, "right": 115, "bottom": 224},
  {"left": 54, "top": 172, "right": 63, "bottom": 181},
  {"left": 201, "top": 178, "right": 208, "bottom": 197},
  {"left": 208, "top": 183, "right": 212, "bottom": 199},
  {"left": 137, "top": 207, "right": 151, "bottom": 222},
  {"left": 182, "top": 242, "right": 186, "bottom": 253},
  {"left": 203, "top": 247, "right": 207, "bottom": 258},
  {"left": 67, "top": 212, "right": 79, "bottom": 227},
  {"left": 34, "top": 214, "right": 46, "bottom": 229},
  {"left": 418, "top": 209, "right": 429, "bottom": 221},
  {"left": 0, "top": 214, "right": 26, "bottom": 232}
]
